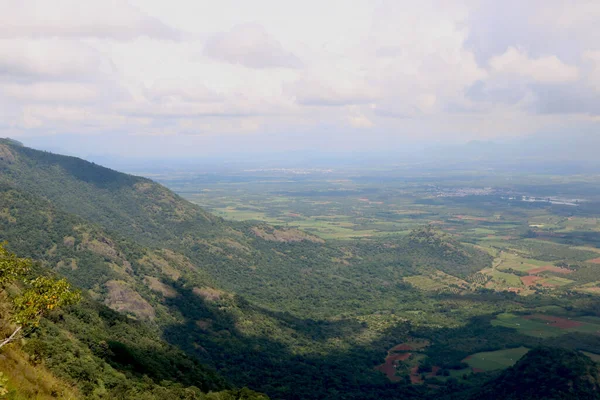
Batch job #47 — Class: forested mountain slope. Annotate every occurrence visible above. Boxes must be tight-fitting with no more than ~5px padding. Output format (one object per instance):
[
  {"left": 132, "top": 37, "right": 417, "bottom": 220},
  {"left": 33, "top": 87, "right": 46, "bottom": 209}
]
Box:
[
  {"left": 0, "top": 245, "right": 266, "bottom": 399},
  {"left": 0, "top": 140, "right": 498, "bottom": 399},
  {"left": 0, "top": 140, "right": 491, "bottom": 318}
]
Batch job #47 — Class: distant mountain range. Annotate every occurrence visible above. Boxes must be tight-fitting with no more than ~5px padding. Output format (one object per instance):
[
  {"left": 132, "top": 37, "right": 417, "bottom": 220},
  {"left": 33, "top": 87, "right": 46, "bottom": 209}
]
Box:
[{"left": 26, "top": 131, "right": 598, "bottom": 175}]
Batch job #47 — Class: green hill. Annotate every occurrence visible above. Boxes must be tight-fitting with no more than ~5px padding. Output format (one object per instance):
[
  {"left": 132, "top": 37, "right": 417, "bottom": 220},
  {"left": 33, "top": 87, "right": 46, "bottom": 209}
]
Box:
[
  {"left": 470, "top": 347, "right": 600, "bottom": 399},
  {"left": 0, "top": 141, "right": 497, "bottom": 399}
]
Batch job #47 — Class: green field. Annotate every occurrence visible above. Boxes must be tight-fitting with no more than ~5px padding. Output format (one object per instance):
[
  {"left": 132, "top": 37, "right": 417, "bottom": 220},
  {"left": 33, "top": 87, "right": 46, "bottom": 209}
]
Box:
[
  {"left": 463, "top": 347, "right": 529, "bottom": 371},
  {"left": 492, "top": 313, "right": 600, "bottom": 338}
]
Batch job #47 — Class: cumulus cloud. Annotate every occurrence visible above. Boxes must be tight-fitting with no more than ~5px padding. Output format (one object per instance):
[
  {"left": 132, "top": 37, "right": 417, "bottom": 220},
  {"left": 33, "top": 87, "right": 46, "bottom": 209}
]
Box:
[
  {"left": 203, "top": 23, "right": 302, "bottom": 69},
  {"left": 0, "top": 0, "right": 598, "bottom": 155},
  {"left": 489, "top": 47, "right": 579, "bottom": 83},
  {"left": 0, "top": 0, "right": 179, "bottom": 40},
  {"left": 0, "top": 38, "right": 113, "bottom": 80}
]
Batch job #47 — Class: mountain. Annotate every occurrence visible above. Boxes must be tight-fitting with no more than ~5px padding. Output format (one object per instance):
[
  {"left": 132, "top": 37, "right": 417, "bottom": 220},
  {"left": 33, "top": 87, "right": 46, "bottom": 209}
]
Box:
[
  {"left": 0, "top": 140, "right": 496, "bottom": 399},
  {"left": 470, "top": 347, "right": 600, "bottom": 400}
]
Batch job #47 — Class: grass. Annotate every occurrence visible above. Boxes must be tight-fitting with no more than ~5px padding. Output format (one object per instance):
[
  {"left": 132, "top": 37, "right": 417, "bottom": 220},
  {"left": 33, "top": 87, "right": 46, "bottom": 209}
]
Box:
[
  {"left": 0, "top": 347, "right": 79, "bottom": 399},
  {"left": 582, "top": 351, "right": 600, "bottom": 363},
  {"left": 463, "top": 347, "right": 529, "bottom": 371},
  {"left": 404, "top": 276, "right": 446, "bottom": 291},
  {"left": 491, "top": 313, "right": 564, "bottom": 338},
  {"left": 488, "top": 270, "right": 523, "bottom": 287},
  {"left": 491, "top": 312, "right": 600, "bottom": 338},
  {"left": 540, "top": 276, "right": 574, "bottom": 286}
]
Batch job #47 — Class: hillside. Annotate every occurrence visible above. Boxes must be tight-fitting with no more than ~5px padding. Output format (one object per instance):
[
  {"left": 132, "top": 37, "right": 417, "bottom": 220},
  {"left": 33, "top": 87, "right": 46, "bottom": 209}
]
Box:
[
  {"left": 0, "top": 141, "right": 499, "bottom": 399},
  {"left": 0, "top": 140, "right": 491, "bottom": 318},
  {"left": 0, "top": 245, "right": 267, "bottom": 399},
  {"left": 0, "top": 139, "right": 220, "bottom": 246},
  {"left": 469, "top": 347, "right": 600, "bottom": 399}
]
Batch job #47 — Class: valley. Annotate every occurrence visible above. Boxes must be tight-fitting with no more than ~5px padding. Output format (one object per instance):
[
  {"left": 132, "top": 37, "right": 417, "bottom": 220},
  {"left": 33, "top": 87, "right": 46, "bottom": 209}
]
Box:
[{"left": 2, "top": 140, "right": 600, "bottom": 399}]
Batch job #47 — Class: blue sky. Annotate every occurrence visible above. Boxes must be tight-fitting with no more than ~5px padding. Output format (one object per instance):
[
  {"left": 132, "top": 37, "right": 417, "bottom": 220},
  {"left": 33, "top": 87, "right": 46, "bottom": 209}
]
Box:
[{"left": 1, "top": 0, "right": 599, "bottom": 157}]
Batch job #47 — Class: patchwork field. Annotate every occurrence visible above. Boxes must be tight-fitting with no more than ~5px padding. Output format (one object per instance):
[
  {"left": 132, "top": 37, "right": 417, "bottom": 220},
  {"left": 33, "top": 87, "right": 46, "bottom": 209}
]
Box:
[{"left": 157, "top": 171, "right": 600, "bottom": 300}]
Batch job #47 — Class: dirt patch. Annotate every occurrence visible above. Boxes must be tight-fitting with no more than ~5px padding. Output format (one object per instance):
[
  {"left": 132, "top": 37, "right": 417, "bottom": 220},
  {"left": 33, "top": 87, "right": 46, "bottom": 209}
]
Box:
[
  {"left": 139, "top": 252, "right": 181, "bottom": 280},
  {"left": 104, "top": 280, "right": 155, "bottom": 320},
  {"left": 144, "top": 276, "right": 177, "bottom": 298},
  {"left": 193, "top": 286, "right": 225, "bottom": 302},
  {"left": 375, "top": 353, "right": 411, "bottom": 382},
  {"left": 84, "top": 237, "right": 121, "bottom": 261},
  {"left": 588, "top": 258, "right": 600, "bottom": 264},
  {"left": 410, "top": 366, "right": 423, "bottom": 384},
  {"left": 523, "top": 314, "right": 583, "bottom": 329},
  {"left": 528, "top": 265, "right": 573, "bottom": 274},
  {"left": 63, "top": 236, "right": 75, "bottom": 247},
  {"left": 472, "top": 368, "right": 485, "bottom": 374},
  {"left": 521, "top": 275, "right": 541, "bottom": 286},
  {"left": 390, "top": 344, "right": 413, "bottom": 352},
  {"left": 0, "top": 144, "right": 16, "bottom": 163}
]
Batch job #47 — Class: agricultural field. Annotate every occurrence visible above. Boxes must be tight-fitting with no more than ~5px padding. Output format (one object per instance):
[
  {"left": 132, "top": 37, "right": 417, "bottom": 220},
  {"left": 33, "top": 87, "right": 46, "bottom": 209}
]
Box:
[
  {"left": 154, "top": 169, "right": 600, "bottom": 298},
  {"left": 463, "top": 347, "right": 530, "bottom": 372},
  {"left": 126, "top": 166, "right": 600, "bottom": 396},
  {"left": 492, "top": 313, "right": 600, "bottom": 338}
]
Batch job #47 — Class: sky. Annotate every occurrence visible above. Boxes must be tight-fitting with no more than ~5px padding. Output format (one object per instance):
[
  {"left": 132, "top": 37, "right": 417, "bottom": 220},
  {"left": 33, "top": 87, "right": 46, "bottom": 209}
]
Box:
[{"left": 1, "top": 0, "right": 599, "bottom": 158}]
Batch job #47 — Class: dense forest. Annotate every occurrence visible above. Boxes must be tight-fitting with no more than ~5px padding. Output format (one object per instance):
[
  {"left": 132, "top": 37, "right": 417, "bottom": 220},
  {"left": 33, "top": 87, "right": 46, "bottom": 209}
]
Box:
[{"left": 1, "top": 139, "right": 600, "bottom": 399}]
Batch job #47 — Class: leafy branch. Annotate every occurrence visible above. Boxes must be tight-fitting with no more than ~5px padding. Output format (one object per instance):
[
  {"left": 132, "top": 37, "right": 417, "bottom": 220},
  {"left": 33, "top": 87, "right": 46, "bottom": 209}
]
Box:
[{"left": 0, "top": 244, "right": 80, "bottom": 349}]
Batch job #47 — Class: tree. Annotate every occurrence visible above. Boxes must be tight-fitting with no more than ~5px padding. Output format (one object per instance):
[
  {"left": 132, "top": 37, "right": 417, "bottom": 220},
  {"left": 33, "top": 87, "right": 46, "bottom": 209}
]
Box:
[
  {"left": 0, "top": 244, "right": 30, "bottom": 287},
  {"left": 0, "top": 244, "right": 80, "bottom": 348}
]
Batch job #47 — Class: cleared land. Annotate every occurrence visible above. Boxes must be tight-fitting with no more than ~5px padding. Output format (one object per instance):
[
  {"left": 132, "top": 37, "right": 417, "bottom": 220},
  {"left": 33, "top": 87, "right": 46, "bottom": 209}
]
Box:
[{"left": 462, "top": 347, "right": 529, "bottom": 372}]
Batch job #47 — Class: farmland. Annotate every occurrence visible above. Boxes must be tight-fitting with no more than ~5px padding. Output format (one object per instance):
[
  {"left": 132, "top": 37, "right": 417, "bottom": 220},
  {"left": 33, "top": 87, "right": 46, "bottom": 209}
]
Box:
[
  {"left": 463, "top": 347, "right": 529, "bottom": 371},
  {"left": 147, "top": 169, "right": 600, "bottom": 299},
  {"left": 145, "top": 167, "right": 600, "bottom": 394},
  {"left": 492, "top": 312, "right": 600, "bottom": 338}
]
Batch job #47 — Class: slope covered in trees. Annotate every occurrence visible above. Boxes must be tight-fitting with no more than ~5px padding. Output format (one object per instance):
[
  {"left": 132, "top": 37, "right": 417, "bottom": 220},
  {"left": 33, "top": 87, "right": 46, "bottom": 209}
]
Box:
[
  {"left": 0, "top": 244, "right": 267, "bottom": 399},
  {"left": 470, "top": 347, "right": 600, "bottom": 400},
  {"left": 0, "top": 140, "right": 521, "bottom": 399}
]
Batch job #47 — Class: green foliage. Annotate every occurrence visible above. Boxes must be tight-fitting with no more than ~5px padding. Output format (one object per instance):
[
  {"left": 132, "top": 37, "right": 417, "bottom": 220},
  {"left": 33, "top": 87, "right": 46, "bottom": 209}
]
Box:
[
  {"left": 13, "top": 277, "right": 80, "bottom": 328},
  {"left": 471, "top": 347, "right": 600, "bottom": 400},
  {"left": 5, "top": 142, "right": 600, "bottom": 399},
  {"left": 0, "top": 243, "right": 30, "bottom": 287},
  {"left": 0, "top": 372, "right": 8, "bottom": 397}
]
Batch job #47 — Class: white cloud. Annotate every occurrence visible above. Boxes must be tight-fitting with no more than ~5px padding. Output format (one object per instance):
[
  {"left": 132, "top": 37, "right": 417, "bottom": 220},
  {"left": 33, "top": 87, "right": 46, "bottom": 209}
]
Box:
[
  {"left": 286, "top": 75, "right": 378, "bottom": 107},
  {"left": 347, "top": 114, "right": 374, "bottom": 129},
  {"left": 584, "top": 51, "right": 600, "bottom": 92},
  {"left": 0, "top": 38, "right": 113, "bottom": 80},
  {"left": 0, "top": 82, "right": 98, "bottom": 103},
  {"left": 0, "top": 0, "right": 598, "bottom": 156},
  {"left": 203, "top": 23, "right": 302, "bottom": 69},
  {"left": 0, "top": 0, "right": 179, "bottom": 40},
  {"left": 489, "top": 47, "right": 579, "bottom": 83}
]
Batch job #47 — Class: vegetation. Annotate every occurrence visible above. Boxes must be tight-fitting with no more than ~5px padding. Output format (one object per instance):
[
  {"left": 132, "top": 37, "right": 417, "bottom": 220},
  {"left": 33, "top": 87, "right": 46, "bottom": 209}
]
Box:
[
  {"left": 3, "top": 140, "right": 600, "bottom": 398},
  {"left": 470, "top": 347, "right": 600, "bottom": 399}
]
